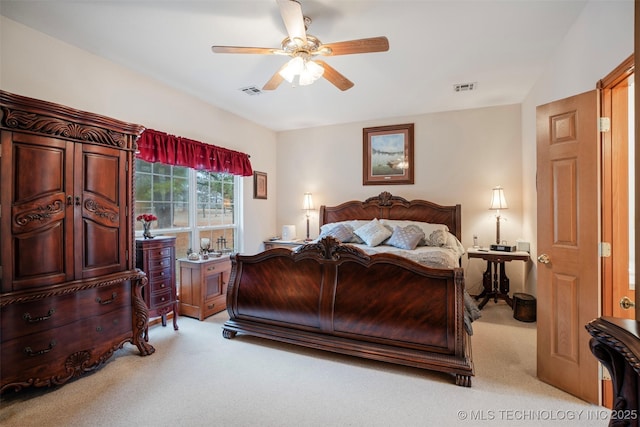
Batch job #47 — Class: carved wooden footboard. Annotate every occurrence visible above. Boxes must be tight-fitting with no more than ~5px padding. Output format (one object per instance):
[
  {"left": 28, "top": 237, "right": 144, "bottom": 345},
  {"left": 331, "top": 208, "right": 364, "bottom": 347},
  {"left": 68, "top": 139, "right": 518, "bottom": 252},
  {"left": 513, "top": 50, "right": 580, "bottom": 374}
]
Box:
[{"left": 223, "top": 237, "right": 474, "bottom": 386}]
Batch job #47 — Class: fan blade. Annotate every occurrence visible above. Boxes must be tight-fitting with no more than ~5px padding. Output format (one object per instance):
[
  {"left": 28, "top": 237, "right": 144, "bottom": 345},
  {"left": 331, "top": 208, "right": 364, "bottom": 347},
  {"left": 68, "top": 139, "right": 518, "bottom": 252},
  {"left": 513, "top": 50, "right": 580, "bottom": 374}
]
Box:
[
  {"left": 277, "top": 0, "right": 307, "bottom": 44},
  {"left": 262, "top": 63, "right": 288, "bottom": 91},
  {"left": 212, "top": 46, "right": 281, "bottom": 55},
  {"left": 320, "top": 37, "right": 389, "bottom": 56},
  {"left": 315, "top": 60, "right": 354, "bottom": 91}
]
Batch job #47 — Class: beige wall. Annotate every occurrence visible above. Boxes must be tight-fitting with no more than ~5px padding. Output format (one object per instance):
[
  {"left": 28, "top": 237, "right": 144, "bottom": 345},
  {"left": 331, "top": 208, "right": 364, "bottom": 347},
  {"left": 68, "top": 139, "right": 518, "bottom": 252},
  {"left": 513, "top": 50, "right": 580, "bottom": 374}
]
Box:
[
  {"left": 276, "top": 105, "right": 524, "bottom": 295},
  {"left": 0, "top": 17, "right": 278, "bottom": 254}
]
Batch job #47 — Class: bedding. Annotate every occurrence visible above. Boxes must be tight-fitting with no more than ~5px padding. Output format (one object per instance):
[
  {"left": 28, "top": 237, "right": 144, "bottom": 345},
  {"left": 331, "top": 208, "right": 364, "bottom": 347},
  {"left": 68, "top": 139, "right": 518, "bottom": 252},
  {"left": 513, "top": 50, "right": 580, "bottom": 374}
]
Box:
[{"left": 317, "top": 218, "right": 466, "bottom": 268}]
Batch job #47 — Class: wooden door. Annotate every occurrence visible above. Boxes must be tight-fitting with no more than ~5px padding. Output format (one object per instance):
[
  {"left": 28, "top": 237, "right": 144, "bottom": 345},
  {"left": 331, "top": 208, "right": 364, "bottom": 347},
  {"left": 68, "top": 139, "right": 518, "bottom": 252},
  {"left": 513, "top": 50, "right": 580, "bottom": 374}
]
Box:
[
  {"left": 0, "top": 131, "right": 75, "bottom": 292},
  {"left": 536, "top": 90, "right": 599, "bottom": 404},
  {"left": 76, "top": 143, "right": 129, "bottom": 278}
]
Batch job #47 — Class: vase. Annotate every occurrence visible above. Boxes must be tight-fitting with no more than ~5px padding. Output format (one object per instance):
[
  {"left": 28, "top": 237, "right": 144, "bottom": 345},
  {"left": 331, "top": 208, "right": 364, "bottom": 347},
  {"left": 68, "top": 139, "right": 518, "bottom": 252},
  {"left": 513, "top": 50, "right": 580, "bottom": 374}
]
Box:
[{"left": 142, "top": 222, "right": 154, "bottom": 239}]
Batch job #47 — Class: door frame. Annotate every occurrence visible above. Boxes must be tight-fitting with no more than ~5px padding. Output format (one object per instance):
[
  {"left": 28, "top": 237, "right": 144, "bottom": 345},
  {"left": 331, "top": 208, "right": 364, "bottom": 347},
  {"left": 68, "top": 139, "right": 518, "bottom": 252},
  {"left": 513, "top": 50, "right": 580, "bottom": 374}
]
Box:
[{"left": 600, "top": 54, "right": 634, "bottom": 320}]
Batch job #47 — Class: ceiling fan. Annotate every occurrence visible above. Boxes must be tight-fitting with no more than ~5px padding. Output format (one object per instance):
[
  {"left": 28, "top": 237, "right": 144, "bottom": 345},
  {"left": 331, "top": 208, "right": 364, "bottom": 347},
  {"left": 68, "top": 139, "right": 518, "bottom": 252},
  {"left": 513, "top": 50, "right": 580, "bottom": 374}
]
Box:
[{"left": 211, "top": 0, "right": 389, "bottom": 91}]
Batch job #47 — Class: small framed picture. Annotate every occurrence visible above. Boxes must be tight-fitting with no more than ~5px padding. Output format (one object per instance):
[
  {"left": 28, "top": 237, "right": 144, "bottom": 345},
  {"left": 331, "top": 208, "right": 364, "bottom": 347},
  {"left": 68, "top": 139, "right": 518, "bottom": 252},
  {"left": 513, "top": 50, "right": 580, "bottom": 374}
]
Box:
[
  {"left": 253, "top": 171, "right": 267, "bottom": 199},
  {"left": 363, "top": 123, "right": 414, "bottom": 185}
]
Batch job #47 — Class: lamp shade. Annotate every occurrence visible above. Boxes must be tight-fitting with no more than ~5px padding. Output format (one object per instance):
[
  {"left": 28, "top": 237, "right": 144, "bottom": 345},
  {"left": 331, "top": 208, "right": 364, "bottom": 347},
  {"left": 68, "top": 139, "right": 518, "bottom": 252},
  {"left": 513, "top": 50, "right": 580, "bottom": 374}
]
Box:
[
  {"left": 303, "top": 193, "right": 314, "bottom": 211},
  {"left": 489, "top": 186, "right": 508, "bottom": 210},
  {"left": 279, "top": 57, "right": 324, "bottom": 86}
]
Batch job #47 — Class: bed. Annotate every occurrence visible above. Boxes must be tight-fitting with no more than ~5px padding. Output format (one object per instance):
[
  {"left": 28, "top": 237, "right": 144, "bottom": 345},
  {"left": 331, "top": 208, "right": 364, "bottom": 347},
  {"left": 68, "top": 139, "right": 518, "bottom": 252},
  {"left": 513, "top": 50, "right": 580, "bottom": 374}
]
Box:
[{"left": 223, "top": 192, "right": 475, "bottom": 386}]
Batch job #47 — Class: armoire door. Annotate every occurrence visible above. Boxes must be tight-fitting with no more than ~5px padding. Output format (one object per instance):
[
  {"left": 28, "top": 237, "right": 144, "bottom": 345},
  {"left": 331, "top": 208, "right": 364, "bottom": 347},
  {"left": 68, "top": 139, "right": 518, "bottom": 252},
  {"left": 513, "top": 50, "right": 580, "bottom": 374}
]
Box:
[
  {"left": 76, "top": 143, "right": 129, "bottom": 278},
  {"left": 1, "top": 131, "right": 74, "bottom": 292}
]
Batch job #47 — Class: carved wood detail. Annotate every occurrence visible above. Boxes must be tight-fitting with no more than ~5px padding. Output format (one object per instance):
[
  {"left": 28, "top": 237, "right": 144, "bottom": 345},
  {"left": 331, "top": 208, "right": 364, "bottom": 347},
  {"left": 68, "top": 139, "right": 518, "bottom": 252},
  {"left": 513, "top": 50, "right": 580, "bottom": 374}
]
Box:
[{"left": 1, "top": 108, "right": 127, "bottom": 148}]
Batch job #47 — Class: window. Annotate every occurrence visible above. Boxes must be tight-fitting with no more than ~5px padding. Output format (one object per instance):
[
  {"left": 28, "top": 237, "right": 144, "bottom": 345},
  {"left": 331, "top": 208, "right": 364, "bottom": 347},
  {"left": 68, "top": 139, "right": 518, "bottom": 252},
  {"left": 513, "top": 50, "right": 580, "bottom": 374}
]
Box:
[
  {"left": 196, "top": 170, "right": 236, "bottom": 253},
  {"left": 134, "top": 160, "right": 238, "bottom": 258}
]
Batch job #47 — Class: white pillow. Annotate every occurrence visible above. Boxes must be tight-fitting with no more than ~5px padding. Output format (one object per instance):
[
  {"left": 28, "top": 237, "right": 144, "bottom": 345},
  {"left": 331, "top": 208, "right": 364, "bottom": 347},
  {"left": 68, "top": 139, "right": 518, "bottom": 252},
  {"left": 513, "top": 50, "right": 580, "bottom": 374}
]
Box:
[{"left": 354, "top": 218, "right": 393, "bottom": 247}]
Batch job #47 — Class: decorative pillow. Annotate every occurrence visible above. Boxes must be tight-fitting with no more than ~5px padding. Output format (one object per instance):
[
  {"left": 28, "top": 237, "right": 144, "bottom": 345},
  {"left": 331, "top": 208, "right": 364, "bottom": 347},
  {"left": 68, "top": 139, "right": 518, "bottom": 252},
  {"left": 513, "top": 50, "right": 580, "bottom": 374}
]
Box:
[
  {"left": 320, "top": 220, "right": 368, "bottom": 243},
  {"left": 425, "top": 229, "right": 448, "bottom": 247},
  {"left": 386, "top": 225, "right": 426, "bottom": 250},
  {"left": 354, "top": 218, "right": 392, "bottom": 247},
  {"left": 425, "top": 229, "right": 466, "bottom": 258},
  {"left": 319, "top": 223, "right": 354, "bottom": 242},
  {"left": 379, "top": 220, "right": 448, "bottom": 245}
]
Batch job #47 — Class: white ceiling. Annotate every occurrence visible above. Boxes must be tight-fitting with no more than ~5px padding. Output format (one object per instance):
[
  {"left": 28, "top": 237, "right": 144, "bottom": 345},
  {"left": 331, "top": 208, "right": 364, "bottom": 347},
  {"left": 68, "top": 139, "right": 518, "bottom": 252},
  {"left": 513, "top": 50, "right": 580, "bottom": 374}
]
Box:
[{"left": 1, "top": 0, "right": 588, "bottom": 132}]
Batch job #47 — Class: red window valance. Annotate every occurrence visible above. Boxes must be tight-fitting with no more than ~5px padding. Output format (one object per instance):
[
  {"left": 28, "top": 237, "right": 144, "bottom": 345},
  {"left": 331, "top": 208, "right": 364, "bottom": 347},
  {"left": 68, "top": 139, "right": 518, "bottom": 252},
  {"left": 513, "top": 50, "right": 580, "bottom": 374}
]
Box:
[{"left": 136, "top": 129, "right": 253, "bottom": 176}]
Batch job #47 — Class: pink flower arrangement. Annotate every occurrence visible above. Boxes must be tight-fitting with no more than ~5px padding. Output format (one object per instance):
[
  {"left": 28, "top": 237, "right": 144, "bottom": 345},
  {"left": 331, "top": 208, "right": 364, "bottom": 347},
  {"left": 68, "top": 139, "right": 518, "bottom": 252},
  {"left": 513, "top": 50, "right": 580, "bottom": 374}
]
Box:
[{"left": 136, "top": 214, "right": 157, "bottom": 223}]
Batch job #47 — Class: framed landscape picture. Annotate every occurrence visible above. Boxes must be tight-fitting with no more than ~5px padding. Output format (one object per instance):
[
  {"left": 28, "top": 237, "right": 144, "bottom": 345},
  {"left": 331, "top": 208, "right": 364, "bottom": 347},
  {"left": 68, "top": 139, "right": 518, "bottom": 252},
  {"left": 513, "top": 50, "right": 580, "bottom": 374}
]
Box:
[
  {"left": 253, "top": 171, "right": 267, "bottom": 199},
  {"left": 362, "top": 123, "right": 414, "bottom": 185}
]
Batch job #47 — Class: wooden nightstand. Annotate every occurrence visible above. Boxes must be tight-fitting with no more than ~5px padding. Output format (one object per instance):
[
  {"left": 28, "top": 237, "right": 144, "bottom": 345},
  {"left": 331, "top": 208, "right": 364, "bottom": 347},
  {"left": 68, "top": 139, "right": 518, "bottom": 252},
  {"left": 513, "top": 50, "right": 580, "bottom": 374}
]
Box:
[
  {"left": 467, "top": 247, "right": 530, "bottom": 309},
  {"left": 136, "top": 236, "right": 179, "bottom": 341},
  {"left": 263, "top": 240, "right": 306, "bottom": 250},
  {"left": 178, "top": 256, "right": 231, "bottom": 320}
]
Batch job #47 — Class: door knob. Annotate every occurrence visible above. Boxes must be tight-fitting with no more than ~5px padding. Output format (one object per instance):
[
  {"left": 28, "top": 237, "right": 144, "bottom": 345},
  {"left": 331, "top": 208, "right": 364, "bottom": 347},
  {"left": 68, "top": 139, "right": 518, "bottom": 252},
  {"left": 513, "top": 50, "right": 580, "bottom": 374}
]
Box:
[
  {"left": 620, "top": 296, "right": 635, "bottom": 310},
  {"left": 537, "top": 253, "right": 551, "bottom": 264}
]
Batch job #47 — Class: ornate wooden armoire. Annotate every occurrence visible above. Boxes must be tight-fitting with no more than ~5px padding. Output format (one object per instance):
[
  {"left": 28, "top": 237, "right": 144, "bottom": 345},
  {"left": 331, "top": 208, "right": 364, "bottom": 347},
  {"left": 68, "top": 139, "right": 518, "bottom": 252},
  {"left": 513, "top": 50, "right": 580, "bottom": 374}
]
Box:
[{"left": 0, "top": 90, "right": 154, "bottom": 393}]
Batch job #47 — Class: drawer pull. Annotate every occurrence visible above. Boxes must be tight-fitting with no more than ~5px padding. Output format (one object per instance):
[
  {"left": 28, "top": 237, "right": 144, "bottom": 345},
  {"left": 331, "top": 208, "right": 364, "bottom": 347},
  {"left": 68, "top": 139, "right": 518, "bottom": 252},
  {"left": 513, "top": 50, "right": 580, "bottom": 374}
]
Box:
[
  {"left": 24, "top": 340, "right": 56, "bottom": 357},
  {"left": 23, "top": 308, "right": 56, "bottom": 323},
  {"left": 207, "top": 304, "right": 215, "bottom": 309},
  {"left": 207, "top": 266, "right": 216, "bottom": 272},
  {"left": 160, "top": 283, "right": 165, "bottom": 288},
  {"left": 159, "top": 272, "right": 164, "bottom": 276},
  {"left": 96, "top": 292, "right": 117, "bottom": 305}
]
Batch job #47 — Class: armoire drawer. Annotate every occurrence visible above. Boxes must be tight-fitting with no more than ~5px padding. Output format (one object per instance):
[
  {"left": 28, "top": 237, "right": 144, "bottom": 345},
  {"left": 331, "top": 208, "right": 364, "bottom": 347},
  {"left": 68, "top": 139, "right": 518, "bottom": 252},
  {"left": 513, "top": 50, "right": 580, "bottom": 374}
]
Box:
[
  {"left": 1, "top": 306, "right": 132, "bottom": 380},
  {"left": 1, "top": 282, "right": 132, "bottom": 342}
]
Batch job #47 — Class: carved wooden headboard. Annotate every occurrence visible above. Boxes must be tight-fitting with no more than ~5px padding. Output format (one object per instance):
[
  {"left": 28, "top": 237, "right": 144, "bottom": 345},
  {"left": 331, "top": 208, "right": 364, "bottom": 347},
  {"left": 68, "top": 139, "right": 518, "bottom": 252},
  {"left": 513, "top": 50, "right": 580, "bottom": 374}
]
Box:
[{"left": 319, "top": 192, "right": 462, "bottom": 241}]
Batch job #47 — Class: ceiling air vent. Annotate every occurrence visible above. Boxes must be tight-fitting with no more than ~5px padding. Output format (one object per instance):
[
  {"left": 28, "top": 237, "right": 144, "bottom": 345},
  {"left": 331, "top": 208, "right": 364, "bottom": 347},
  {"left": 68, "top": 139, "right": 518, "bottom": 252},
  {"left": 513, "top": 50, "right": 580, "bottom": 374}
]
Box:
[
  {"left": 453, "top": 82, "right": 477, "bottom": 92},
  {"left": 240, "top": 86, "right": 262, "bottom": 96}
]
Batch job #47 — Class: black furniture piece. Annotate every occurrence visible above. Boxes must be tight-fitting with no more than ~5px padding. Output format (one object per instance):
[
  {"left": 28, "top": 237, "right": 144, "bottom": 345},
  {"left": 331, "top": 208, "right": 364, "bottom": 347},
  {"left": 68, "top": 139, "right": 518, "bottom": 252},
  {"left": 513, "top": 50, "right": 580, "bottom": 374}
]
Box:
[{"left": 586, "top": 317, "right": 640, "bottom": 427}]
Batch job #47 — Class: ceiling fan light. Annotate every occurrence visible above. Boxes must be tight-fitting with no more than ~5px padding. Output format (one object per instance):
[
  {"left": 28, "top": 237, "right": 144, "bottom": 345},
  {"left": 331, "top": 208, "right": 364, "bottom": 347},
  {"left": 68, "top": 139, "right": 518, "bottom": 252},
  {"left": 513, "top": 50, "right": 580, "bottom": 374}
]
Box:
[
  {"left": 306, "top": 59, "right": 324, "bottom": 78},
  {"left": 279, "top": 56, "right": 304, "bottom": 83},
  {"left": 299, "top": 60, "right": 324, "bottom": 86}
]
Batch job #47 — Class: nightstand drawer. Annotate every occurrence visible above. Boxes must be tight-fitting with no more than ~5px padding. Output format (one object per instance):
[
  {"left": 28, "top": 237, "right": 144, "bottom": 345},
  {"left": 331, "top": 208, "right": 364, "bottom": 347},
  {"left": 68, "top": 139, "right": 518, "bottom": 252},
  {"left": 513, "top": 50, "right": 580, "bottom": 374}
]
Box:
[
  {"left": 147, "top": 256, "right": 172, "bottom": 271},
  {"left": 149, "top": 288, "right": 173, "bottom": 307},
  {"left": 203, "top": 258, "right": 231, "bottom": 277},
  {"left": 147, "top": 268, "right": 171, "bottom": 282},
  {"left": 147, "top": 246, "right": 173, "bottom": 261}
]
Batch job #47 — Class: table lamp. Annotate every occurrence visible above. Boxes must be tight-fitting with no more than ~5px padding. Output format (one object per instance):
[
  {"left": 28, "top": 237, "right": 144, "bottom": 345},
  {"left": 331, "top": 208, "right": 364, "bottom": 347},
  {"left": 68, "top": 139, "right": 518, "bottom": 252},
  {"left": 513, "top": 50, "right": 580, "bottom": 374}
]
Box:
[
  {"left": 489, "top": 186, "right": 508, "bottom": 244},
  {"left": 303, "top": 192, "right": 314, "bottom": 241}
]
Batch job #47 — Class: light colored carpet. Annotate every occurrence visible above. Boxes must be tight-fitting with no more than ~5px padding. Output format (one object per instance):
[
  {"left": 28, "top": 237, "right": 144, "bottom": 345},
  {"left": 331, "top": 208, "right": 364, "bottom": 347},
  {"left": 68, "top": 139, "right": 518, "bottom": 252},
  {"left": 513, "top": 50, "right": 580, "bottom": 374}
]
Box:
[{"left": 0, "top": 304, "right": 608, "bottom": 427}]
